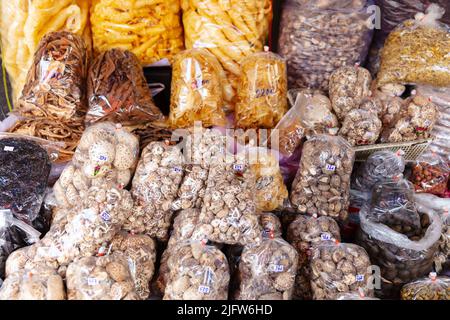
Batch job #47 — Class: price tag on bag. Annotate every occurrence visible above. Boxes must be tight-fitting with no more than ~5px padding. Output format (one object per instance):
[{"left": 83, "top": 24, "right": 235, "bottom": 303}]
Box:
[{"left": 3, "top": 146, "right": 14, "bottom": 152}]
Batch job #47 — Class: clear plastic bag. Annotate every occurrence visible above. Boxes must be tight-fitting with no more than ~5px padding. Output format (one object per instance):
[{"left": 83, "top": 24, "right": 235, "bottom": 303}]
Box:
[
  {"left": 401, "top": 272, "right": 450, "bottom": 300},
  {"left": 125, "top": 141, "right": 184, "bottom": 241},
  {"left": 86, "top": 49, "right": 165, "bottom": 126},
  {"left": 259, "top": 212, "right": 283, "bottom": 239},
  {"left": 235, "top": 50, "right": 288, "bottom": 129},
  {"left": 0, "top": 0, "right": 91, "bottom": 104},
  {"left": 17, "top": 31, "right": 87, "bottom": 121},
  {"left": 181, "top": 0, "right": 273, "bottom": 111},
  {"left": 90, "top": 0, "right": 184, "bottom": 66},
  {"left": 164, "top": 241, "right": 230, "bottom": 300},
  {"left": 310, "top": 242, "right": 373, "bottom": 300},
  {"left": 410, "top": 152, "right": 449, "bottom": 195},
  {"left": 339, "top": 109, "right": 382, "bottom": 146},
  {"left": 377, "top": 4, "right": 450, "bottom": 87},
  {"left": 329, "top": 66, "right": 373, "bottom": 121},
  {"left": 66, "top": 252, "right": 138, "bottom": 300},
  {"left": 278, "top": 0, "right": 374, "bottom": 91},
  {"left": 373, "top": 90, "right": 407, "bottom": 127},
  {"left": 290, "top": 135, "right": 355, "bottom": 222},
  {"left": 336, "top": 289, "right": 380, "bottom": 300},
  {"left": 110, "top": 232, "right": 157, "bottom": 300},
  {"left": 53, "top": 122, "right": 140, "bottom": 209}
]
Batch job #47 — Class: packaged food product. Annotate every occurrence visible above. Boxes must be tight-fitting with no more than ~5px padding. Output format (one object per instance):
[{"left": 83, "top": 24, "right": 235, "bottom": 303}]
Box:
[
  {"left": 110, "top": 232, "right": 157, "bottom": 300},
  {"left": 310, "top": 242, "right": 373, "bottom": 300},
  {"left": 90, "top": 0, "right": 184, "bottom": 66},
  {"left": 124, "top": 142, "right": 184, "bottom": 241},
  {"left": 236, "top": 235, "right": 298, "bottom": 300},
  {"left": 377, "top": 4, "right": 450, "bottom": 87},
  {"left": 86, "top": 49, "right": 165, "bottom": 126},
  {"left": 53, "top": 122, "right": 140, "bottom": 209},
  {"left": 401, "top": 272, "right": 450, "bottom": 300},
  {"left": 66, "top": 252, "right": 138, "bottom": 300},
  {"left": 373, "top": 90, "right": 407, "bottom": 127},
  {"left": 0, "top": 264, "right": 65, "bottom": 300},
  {"left": 197, "top": 154, "right": 262, "bottom": 246},
  {"left": 164, "top": 242, "right": 230, "bottom": 300},
  {"left": 358, "top": 205, "right": 442, "bottom": 298},
  {"left": 0, "top": 0, "right": 91, "bottom": 104},
  {"left": 235, "top": 50, "right": 288, "bottom": 129},
  {"left": 259, "top": 212, "right": 283, "bottom": 239},
  {"left": 182, "top": 0, "right": 273, "bottom": 111},
  {"left": 278, "top": 0, "right": 374, "bottom": 91},
  {"left": 290, "top": 135, "right": 355, "bottom": 222},
  {"left": 339, "top": 109, "right": 382, "bottom": 146},
  {"left": 410, "top": 152, "right": 450, "bottom": 195},
  {"left": 336, "top": 289, "right": 380, "bottom": 300},
  {"left": 329, "top": 66, "right": 373, "bottom": 121}
]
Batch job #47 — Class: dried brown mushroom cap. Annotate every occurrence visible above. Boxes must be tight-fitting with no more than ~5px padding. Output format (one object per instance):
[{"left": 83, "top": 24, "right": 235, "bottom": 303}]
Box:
[{"left": 339, "top": 109, "right": 382, "bottom": 146}]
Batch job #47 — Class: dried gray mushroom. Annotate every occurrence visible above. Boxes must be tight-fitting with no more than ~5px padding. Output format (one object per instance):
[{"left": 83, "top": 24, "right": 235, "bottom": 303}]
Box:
[{"left": 339, "top": 109, "right": 382, "bottom": 146}]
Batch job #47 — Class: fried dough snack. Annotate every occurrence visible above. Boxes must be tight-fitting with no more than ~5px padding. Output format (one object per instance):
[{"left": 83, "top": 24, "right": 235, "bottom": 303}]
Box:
[{"left": 90, "top": 0, "right": 184, "bottom": 66}]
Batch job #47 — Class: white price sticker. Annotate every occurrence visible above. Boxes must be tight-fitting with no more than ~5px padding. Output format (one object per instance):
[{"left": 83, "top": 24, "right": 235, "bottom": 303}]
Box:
[
  {"left": 3, "top": 146, "right": 14, "bottom": 152},
  {"left": 233, "top": 164, "right": 244, "bottom": 171},
  {"left": 87, "top": 278, "right": 99, "bottom": 286},
  {"left": 326, "top": 164, "right": 336, "bottom": 171},
  {"left": 321, "top": 233, "right": 332, "bottom": 241},
  {"left": 268, "top": 265, "right": 284, "bottom": 272},
  {"left": 198, "top": 285, "right": 210, "bottom": 294},
  {"left": 356, "top": 274, "right": 365, "bottom": 282},
  {"left": 100, "top": 210, "right": 111, "bottom": 222},
  {"left": 173, "top": 167, "right": 183, "bottom": 173}
]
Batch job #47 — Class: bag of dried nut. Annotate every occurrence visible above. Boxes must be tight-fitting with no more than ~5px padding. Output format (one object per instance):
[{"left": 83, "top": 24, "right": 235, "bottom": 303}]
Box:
[
  {"left": 410, "top": 152, "right": 450, "bottom": 195},
  {"left": 287, "top": 215, "right": 341, "bottom": 300},
  {"left": 339, "top": 109, "right": 382, "bottom": 146},
  {"left": 401, "top": 272, "right": 450, "bottom": 300},
  {"left": 54, "top": 122, "right": 140, "bottom": 209},
  {"left": 164, "top": 241, "right": 230, "bottom": 300},
  {"left": 329, "top": 66, "right": 373, "bottom": 121},
  {"left": 66, "top": 252, "right": 138, "bottom": 300},
  {"left": 124, "top": 141, "right": 184, "bottom": 241},
  {"left": 109, "top": 232, "right": 157, "bottom": 300},
  {"left": 278, "top": 0, "right": 374, "bottom": 91},
  {"left": 290, "top": 135, "right": 355, "bottom": 222},
  {"left": 357, "top": 204, "right": 442, "bottom": 298}
]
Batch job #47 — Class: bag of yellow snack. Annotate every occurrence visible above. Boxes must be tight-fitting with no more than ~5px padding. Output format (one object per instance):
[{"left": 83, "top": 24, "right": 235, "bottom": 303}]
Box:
[
  {"left": 235, "top": 48, "right": 288, "bottom": 129},
  {"left": 168, "top": 49, "right": 227, "bottom": 129},
  {"left": 181, "top": 0, "right": 273, "bottom": 112},
  {"left": 0, "top": 0, "right": 91, "bottom": 106},
  {"left": 90, "top": 0, "right": 184, "bottom": 66},
  {"left": 377, "top": 4, "right": 450, "bottom": 88}
]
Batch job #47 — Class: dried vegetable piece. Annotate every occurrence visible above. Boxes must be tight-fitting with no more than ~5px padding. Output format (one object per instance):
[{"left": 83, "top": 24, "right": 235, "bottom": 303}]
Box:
[
  {"left": 401, "top": 273, "right": 450, "bottom": 300},
  {"left": 339, "top": 109, "right": 382, "bottom": 146}
]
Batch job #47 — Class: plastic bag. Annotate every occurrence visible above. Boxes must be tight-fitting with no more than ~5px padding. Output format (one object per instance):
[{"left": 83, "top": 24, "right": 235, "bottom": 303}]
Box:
[
  {"left": 410, "top": 152, "right": 449, "bottom": 195},
  {"left": 164, "top": 241, "right": 230, "bottom": 300},
  {"left": 290, "top": 135, "right": 355, "bottom": 222},
  {"left": 310, "top": 242, "right": 373, "bottom": 300},
  {"left": 278, "top": 0, "right": 374, "bottom": 91},
  {"left": 90, "top": 0, "right": 184, "bottom": 66},
  {"left": 168, "top": 49, "right": 227, "bottom": 129},
  {"left": 336, "top": 289, "right": 380, "bottom": 300},
  {"left": 0, "top": 264, "right": 65, "bottom": 300},
  {"left": 182, "top": 0, "right": 273, "bottom": 111},
  {"left": 66, "top": 252, "right": 138, "bottom": 300},
  {"left": 86, "top": 49, "right": 164, "bottom": 126},
  {"left": 259, "top": 212, "right": 283, "bottom": 239},
  {"left": 373, "top": 88, "right": 407, "bottom": 127},
  {"left": 352, "top": 150, "right": 406, "bottom": 193},
  {"left": 377, "top": 4, "right": 450, "bottom": 87},
  {"left": 124, "top": 141, "right": 184, "bottom": 241},
  {"left": 339, "top": 109, "right": 382, "bottom": 146},
  {"left": 0, "top": 0, "right": 91, "bottom": 105},
  {"left": 110, "top": 232, "right": 157, "bottom": 300},
  {"left": 53, "top": 122, "right": 139, "bottom": 209},
  {"left": 235, "top": 49, "right": 288, "bottom": 129},
  {"left": 401, "top": 272, "right": 450, "bottom": 300},
  {"left": 329, "top": 66, "right": 373, "bottom": 121},
  {"left": 357, "top": 204, "right": 442, "bottom": 298}
]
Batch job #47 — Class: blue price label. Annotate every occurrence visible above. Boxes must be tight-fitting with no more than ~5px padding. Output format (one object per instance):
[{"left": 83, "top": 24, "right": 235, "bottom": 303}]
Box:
[{"left": 100, "top": 211, "right": 111, "bottom": 222}]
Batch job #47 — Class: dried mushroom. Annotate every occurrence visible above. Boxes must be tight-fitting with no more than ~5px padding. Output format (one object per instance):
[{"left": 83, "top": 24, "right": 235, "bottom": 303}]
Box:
[{"left": 401, "top": 273, "right": 450, "bottom": 300}]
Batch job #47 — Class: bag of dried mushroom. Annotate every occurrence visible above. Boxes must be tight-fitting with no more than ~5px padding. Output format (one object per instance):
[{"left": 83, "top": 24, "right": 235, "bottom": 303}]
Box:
[
  {"left": 310, "top": 242, "right": 373, "bottom": 300},
  {"left": 401, "top": 272, "right": 450, "bottom": 300},
  {"left": 66, "top": 252, "right": 138, "bottom": 300},
  {"left": 54, "top": 122, "right": 140, "bottom": 209},
  {"left": 287, "top": 215, "right": 341, "bottom": 300},
  {"left": 339, "top": 108, "right": 382, "bottom": 146},
  {"left": 278, "top": 0, "right": 374, "bottom": 91},
  {"left": 377, "top": 4, "right": 450, "bottom": 88},
  {"left": 124, "top": 141, "right": 184, "bottom": 241},
  {"left": 164, "top": 241, "right": 230, "bottom": 300},
  {"left": 410, "top": 152, "right": 450, "bottom": 195},
  {"left": 290, "top": 135, "right": 355, "bottom": 222},
  {"left": 86, "top": 49, "right": 165, "bottom": 126},
  {"left": 235, "top": 49, "right": 288, "bottom": 129}
]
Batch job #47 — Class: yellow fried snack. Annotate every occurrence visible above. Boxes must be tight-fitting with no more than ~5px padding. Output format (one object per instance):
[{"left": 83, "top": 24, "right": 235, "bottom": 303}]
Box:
[
  {"left": 0, "top": 0, "right": 91, "bottom": 106},
  {"left": 169, "top": 49, "right": 227, "bottom": 129},
  {"left": 235, "top": 49, "right": 288, "bottom": 129},
  {"left": 181, "top": 0, "right": 272, "bottom": 111},
  {"left": 90, "top": 0, "right": 184, "bottom": 66}
]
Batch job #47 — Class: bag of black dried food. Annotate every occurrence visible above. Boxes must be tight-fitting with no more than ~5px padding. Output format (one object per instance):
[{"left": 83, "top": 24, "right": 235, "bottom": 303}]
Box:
[
  {"left": 86, "top": 48, "right": 165, "bottom": 126},
  {"left": 0, "top": 137, "right": 52, "bottom": 224}
]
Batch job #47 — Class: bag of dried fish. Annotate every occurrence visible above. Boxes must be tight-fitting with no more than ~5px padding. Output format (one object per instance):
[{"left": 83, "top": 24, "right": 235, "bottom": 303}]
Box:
[
  {"left": 339, "top": 109, "right": 382, "bottom": 146},
  {"left": 168, "top": 49, "right": 226, "bottom": 129},
  {"left": 17, "top": 31, "right": 87, "bottom": 122},
  {"left": 235, "top": 49, "right": 288, "bottom": 129},
  {"left": 86, "top": 49, "right": 165, "bottom": 126},
  {"left": 377, "top": 4, "right": 450, "bottom": 87},
  {"left": 401, "top": 272, "right": 450, "bottom": 300}
]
